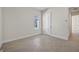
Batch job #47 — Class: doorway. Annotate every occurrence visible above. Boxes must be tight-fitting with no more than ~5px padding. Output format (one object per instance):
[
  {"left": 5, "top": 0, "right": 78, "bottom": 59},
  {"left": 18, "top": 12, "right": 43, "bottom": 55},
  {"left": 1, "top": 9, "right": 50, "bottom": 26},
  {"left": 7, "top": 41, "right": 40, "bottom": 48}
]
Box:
[
  {"left": 72, "top": 15, "right": 79, "bottom": 34},
  {"left": 71, "top": 15, "right": 79, "bottom": 41}
]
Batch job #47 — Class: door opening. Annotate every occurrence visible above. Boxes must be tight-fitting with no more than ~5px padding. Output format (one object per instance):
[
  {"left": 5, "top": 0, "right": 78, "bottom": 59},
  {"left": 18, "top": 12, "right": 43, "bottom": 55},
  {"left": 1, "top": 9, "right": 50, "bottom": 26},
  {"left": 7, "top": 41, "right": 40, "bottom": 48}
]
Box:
[
  {"left": 72, "top": 15, "right": 79, "bottom": 34},
  {"left": 71, "top": 14, "right": 79, "bottom": 41}
]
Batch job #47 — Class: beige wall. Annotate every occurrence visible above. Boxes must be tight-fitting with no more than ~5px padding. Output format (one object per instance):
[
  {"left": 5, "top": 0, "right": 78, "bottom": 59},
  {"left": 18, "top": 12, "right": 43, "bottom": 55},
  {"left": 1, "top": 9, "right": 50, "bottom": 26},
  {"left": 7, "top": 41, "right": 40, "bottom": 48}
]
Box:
[
  {"left": 0, "top": 8, "right": 2, "bottom": 48},
  {"left": 2, "top": 7, "right": 41, "bottom": 43}
]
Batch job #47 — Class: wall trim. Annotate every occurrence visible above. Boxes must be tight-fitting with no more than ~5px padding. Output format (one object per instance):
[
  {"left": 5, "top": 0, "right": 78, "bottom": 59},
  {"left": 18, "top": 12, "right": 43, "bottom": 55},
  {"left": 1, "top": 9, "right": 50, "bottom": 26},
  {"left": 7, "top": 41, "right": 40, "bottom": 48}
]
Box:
[
  {"left": 45, "top": 33, "right": 68, "bottom": 40},
  {"left": 3, "top": 33, "right": 41, "bottom": 43}
]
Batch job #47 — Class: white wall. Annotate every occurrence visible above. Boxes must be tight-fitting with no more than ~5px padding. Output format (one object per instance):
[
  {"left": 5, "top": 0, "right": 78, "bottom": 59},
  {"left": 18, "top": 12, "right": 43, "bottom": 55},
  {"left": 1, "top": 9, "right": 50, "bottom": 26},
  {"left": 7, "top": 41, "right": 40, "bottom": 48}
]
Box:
[
  {"left": 43, "top": 9, "right": 52, "bottom": 34},
  {"left": 51, "top": 8, "right": 69, "bottom": 40},
  {"left": 68, "top": 9, "right": 72, "bottom": 36},
  {"left": 2, "top": 7, "right": 41, "bottom": 43},
  {"left": 43, "top": 8, "right": 70, "bottom": 40},
  {"left": 0, "top": 8, "right": 2, "bottom": 48}
]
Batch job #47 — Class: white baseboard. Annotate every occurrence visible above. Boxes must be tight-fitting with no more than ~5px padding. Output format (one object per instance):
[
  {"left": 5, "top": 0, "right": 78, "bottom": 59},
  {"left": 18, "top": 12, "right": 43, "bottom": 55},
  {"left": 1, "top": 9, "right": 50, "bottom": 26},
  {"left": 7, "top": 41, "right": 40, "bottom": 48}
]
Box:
[
  {"left": 46, "top": 34, "right": 68, "bottom": 40},
  {"left": 3, "top": 33, "right": 40, "bottom": 43}
]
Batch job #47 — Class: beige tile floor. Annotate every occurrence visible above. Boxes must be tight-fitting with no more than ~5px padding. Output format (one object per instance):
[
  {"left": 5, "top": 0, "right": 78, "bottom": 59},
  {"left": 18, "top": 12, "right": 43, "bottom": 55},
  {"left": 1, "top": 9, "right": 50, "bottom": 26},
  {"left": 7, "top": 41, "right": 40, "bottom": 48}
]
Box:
[{"left": 2, "top": 34, "right": 79, "bottom": 52}]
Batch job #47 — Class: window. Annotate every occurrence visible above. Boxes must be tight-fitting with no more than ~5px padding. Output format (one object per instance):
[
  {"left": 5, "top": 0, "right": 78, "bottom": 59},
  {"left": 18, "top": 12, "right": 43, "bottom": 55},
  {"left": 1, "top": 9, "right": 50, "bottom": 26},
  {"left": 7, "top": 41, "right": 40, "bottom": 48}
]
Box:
[{"left": 34, "top": 16, "right": 40, "bottom": 31}]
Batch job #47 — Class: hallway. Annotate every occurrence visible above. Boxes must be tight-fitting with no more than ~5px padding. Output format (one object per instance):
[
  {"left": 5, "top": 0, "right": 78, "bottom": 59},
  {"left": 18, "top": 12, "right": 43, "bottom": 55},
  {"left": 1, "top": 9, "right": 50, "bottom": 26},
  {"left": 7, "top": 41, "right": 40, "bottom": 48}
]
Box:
[{"left": 2, "top": 34, "right": 79, "bottom": 52}]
